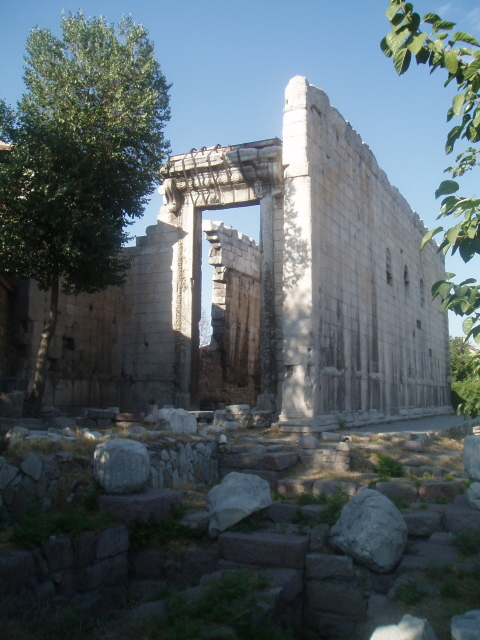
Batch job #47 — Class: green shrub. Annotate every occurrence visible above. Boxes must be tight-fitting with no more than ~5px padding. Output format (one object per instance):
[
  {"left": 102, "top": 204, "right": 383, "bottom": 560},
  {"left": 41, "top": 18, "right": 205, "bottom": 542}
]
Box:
[
  {"left": 293, "top": 491, "right": 348, "bottom": 528},
  {"left": 375, "top": 453, "right": 404, "bottom": 479},
  {"left": 454, "top": 530, "right": 480, "bottom": 556},
  {"left": 391, "top": 496, "right": 409, "bottom": 510},
  {"left": 439, "top": 576, "right": 460, "bottom": 598},
  {"left": 434, "top": 495, "right": 449, "bottom": 504},
  {"left": 452, "top": 380, "right": 480, "bottom": 418},
  {"left": 297, "top": 493, "right": 328, "bottom": 506},
  {"left": 395, "top": 580, "right": 422, "bottom": 605}
]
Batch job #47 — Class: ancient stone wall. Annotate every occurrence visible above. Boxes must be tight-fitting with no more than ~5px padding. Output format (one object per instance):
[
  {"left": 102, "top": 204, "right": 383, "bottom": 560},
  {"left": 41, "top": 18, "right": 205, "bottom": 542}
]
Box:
[
  {"left": 6, "top": 221, "right": 178, "bottom": 410},
  {"left": 198, "top": 221, "right": 261, "bottom": 408},
  {"left": 279, "top": 76, "right": 451, "bottom": 430}
]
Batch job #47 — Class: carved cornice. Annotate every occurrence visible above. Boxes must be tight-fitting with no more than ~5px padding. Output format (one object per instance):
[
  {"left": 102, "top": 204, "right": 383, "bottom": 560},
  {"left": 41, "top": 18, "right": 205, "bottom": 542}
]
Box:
[{"left": 159, "top": 138, "right": 283, "bottom": 212}]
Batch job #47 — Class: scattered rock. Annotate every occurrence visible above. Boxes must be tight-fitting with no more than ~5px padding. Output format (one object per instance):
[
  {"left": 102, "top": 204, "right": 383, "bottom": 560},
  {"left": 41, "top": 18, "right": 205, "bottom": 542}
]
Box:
[
  {"left": 329, "top": 489, "right": 407, "bottom": 573},
  {"left": 6, "top": 426, "right": 29, "bottom": 440},
  {"left": 451, "top": 609, "right": 480, "bottom": 640},
  {"left": 370, "top": 613, "right": 437, "bottom": 640},
  {"left": 206, "top": 472, "right": 272, "bottom": 537},
  {"left": 93, "top": 439, "right": 150, "bottom": 494},
  {"left": 297, "top": 434, "right": 320, "bottom": 449},
  {"left": 403, "top": 440, "right": 424, "bottom": 452},
  {"left": 157, "top": 408, "right": 197, "bottom": 435},
  {"left": 463, "top": 435, "right": 480, "bottom": 481},
  {"left": 20, "top": 453, "right": 42, "bottom": 481},
  {"left": 467, "top": 482, "right": 480, "bottom": 511}
]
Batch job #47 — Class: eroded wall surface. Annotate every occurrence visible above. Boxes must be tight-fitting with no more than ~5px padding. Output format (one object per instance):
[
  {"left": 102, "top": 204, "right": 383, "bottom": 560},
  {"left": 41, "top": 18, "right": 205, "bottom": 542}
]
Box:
[
  {"left": 7, "top": 222, "right": 177, "bottom": 409},
  {"left": 198, "top": 221, "right": 261, "bottom": 407},
  {"left": 280, "top": 76, "right": 451, "bottom": 429}
]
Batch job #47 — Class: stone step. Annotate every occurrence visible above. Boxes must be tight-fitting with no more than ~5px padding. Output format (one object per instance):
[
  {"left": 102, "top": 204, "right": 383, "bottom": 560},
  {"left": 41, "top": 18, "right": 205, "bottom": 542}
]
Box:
[
  {"left": 218, "top": 451, "right": 298, "bottom": 471},
  {"left": 99, "top": 488, "right": 181, "bottom": 525},
  {"left": 218, "top": 530, "right": 310, "bottom": 569}
]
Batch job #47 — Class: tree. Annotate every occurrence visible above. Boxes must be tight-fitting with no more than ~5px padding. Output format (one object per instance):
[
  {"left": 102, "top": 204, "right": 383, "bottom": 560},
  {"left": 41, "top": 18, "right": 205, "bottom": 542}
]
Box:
[
  {"left": 0, "top": 12, "right": 170, "bottom": 412},
  {"left": 449, "top": 336, "right": 480, "bottom": 417},
  {"left": 381, "top": 1, "right": 480, "bottom": 340}
]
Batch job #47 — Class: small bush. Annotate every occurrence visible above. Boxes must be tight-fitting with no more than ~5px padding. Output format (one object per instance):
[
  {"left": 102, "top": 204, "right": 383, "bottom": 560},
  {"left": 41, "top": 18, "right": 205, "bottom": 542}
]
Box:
[
  {"left": 439, "top": 575, "right": 460, "bottom": 599},
  {"left": 454, "top": 530, "right": 480, "bottom": 556},
  {"left": 375, "top": 453, "right": 404, "bottom": 479},
  {"left": 452, "top": 380, "right": 480, "bottom": 418},
  {"left": 434, "top": 495, "right": 449, "bottom": 504},
  {"left": 395, "top": 580, "right": 421, "bottom": 605},
  {"left": 391, "top": 496, "right": 409, "bottom": 510},
  {"left": 297, "top": 493, "right": 327, "bottom": 506}
]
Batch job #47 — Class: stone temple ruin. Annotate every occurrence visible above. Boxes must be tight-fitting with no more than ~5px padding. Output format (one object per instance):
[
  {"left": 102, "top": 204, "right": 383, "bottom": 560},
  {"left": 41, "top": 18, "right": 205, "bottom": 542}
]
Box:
[{"left": 0, "top": 76, "right": 451, "bottom": 429}]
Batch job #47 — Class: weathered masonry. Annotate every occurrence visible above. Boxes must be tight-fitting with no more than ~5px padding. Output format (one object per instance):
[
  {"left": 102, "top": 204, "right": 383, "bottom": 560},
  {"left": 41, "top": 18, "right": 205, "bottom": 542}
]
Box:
[{"left": 2, "top": 77, "right": 451, "bottom": 429}]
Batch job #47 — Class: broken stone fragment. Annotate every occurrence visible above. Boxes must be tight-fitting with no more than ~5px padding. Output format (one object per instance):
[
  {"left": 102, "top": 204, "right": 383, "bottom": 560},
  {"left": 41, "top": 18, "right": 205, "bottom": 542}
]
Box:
[
  {"left": 370, "top": 613, "right": 437, "bottom": 640},
  {"left": 206, "top": 471, "right": 272, "bottom": 537},
  {"left": 464, "top": 435, "right": 480, "bottom": 481},
  {"left": 157, "top": 408, "right": 197, "bottom": 435},
  {"left": 451, "top": 610, "right": 480, "bottom": 640},
  {"left": 329, "top": 489, "right": 407, "bottom": 573}
]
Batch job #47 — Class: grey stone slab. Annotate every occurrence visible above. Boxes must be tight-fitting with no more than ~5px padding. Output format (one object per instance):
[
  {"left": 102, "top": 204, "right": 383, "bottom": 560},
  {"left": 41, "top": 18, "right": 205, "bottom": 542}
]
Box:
[
  {"left": 268, "top": 502, "right": 298, "bottom": 523},
  {"left": 99, "top": 487, "right": 181, "bottom": 525},
  {"left": 263, "top": 568, "right": 303, "bottom": 603},
  {"left": 20, "top": 453, "right": 42, "bottom": 481},
  {"left": 133, "top": 550, "right": 166, "bottom": 580},
  {"left": 399, "top": 542, "right": 459, "bottom": 571},
  {"left": 76, "top": 558, "right": 113, "bottom": 591},
  {"left": 96, "top": 525, "right": 129, "bottom": 560},
  {"left": 403, "top": 512, "right": 442, "bottom": 537},
  {"left": 218, "top": 451, "right": 298, "bottom": 471},
  {"left": 375, "top": 482, "right": 417, "bottom": 504},
  {"left": 306, "top": 553, "right": 354, "bottom": 580},
  {"left": 445, "top": 502, "right": 480, "bottom": 533},
  {"left": 218, "top": 531, "right": 310, "bottom": 569},
  {"left": 0, "top": 550, "right": 34, "bottom": 594},
  {"left": 43, "top": 536, "right": 73, "bottom": 573},
  {"left": 307, "top": 579, "right": 366, "bottom": 616},
  {"left": 451, "top": 609, "right": 480, "bottom": 640}
]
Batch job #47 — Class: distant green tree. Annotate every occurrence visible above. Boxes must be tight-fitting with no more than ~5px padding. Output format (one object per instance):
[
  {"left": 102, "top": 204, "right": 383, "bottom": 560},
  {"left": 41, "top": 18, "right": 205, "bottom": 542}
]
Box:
[
  {"left": 0, "top": 12, "right": 170, "bottom": 412},
  {"left": 449, "top": 337, "right": 480, "bottom": 417},
  {"left": 381, "top": 1, "right": 480, "bottom": 342}
]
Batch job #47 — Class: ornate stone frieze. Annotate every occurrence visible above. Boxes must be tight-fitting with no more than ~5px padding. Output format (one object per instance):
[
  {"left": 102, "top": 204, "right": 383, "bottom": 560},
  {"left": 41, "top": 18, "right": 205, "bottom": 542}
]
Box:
[{"left": 159, "top": 139, "right": 283, "bottom": 211}]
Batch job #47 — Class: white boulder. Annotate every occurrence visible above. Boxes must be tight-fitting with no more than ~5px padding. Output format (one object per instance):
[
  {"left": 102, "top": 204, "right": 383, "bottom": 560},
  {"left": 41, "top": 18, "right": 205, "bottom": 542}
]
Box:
[
  {"left": 370, "top": 614, "right": 437, "bottom": 640},
  {"left": 94, "top": 439, "right": 150, "bottom": 494},
  {"left": 464, "top": 436, "right": 480, "bottom": 481},
  {"left": 451, "top": 610, "right": 480, "bottom": 640},
  {"left": 157, "top": 408, "right": 197, "bottom": 435},
  {"left": 329, "top": 489, "right": 407, "bottom": 573},
  {"left": 206, "top": 472, "right": 272, "bottom": 538}
]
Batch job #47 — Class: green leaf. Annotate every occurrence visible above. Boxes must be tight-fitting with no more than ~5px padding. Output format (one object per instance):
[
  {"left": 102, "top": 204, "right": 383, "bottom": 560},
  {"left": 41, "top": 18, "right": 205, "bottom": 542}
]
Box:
[
  {"left": 421, "top": 226, "right": 443, "bottom": 249},
  {"left": 406, "top": 32, "right": 426, "bottom": 55},
  {"left": 463, "top": 317, "right": 474, "bottom": 334},
  {"left": 452, "top": 93, "right": 466, "bottom": 117},
  {"left": 453, "top": 32, "right": 480, "bottom": 46},
  {"left": 432, "top": 20, "right": 456, "bottom": 34},
  {"left": 380, "top": 36, "right": 393, "bottom": 58},
  {"left": 423, "top": 13, "right": 441, "bottom": 24},
  {"left": 416, "top": 47, "right": 430, "bottom": 64},
  {"left": 386, "top": 31, "right": 402, "bottom": 54},
  {"left": 386, "top": 5, "right": 400, "bottom": 21},
  {"left": 445, "top": 50, "right": 459, "bottom": 74},
  {"left": 435, "top": 180, "right": 460, "bottom": 198},
  {"left": 464, "top": 58, "right": 480, "bottom": 79},
  {"left": 393, "top": 47, "right": 412, "bottom": 75},
  {"left": 446, "top": 125, "right": 462, "bottom": 154}
]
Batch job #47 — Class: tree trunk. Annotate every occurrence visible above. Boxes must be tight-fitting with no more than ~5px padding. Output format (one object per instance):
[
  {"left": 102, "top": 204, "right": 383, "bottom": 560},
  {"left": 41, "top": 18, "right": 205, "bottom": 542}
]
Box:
[{"left": 27, "top": 277, "right": 59, "bottom": 415}]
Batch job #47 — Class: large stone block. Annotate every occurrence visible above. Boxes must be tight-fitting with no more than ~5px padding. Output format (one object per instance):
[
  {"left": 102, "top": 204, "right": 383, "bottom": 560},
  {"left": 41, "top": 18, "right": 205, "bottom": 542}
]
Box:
[
  {"left": 96, "top": 525, "right": 129, "bottom": 560},
  {"left": 329, "top": 489, "right": 407, "bottom": 573},
  {"left": 444, "top": 501, "right": 480, "bottom": 533},
  {"left": 307, "top": 580, "right": 365, "bottom": 617},
  {"left": 218, "top": 531, "right": 310, "bottom": 569},
  {"left": 93, "top": 438, "right": 150, "bottom": 494},
  {"left": 207, "top": 472, "right": 272, "bottom": 537},
  {"left": 43, "top": 536, "right": 73, "bottom": 573},
  {"left": 375, "top": 482, "right": 417, "bottom": 504},
  {"left": 0, "top": 551, "right": 34, "bottom": 594},
  {"left": 403, "top": 512, "right": 442, "bottom": 537},
  {"left": 218, "top": 451, "right": 298, "bottom": 471},
  {"left": 306, "top": 553, "right": 354, "bottom": 580},
  {"left": 418, "top": 481, "right": 460, "bottom": 503},
  {"left": 99, "top": 488, "right": 181, "bottom": 526}
]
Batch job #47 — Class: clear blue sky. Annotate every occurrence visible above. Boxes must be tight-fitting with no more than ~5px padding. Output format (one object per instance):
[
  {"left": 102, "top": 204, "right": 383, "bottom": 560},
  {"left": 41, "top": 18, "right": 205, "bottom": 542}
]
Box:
[{"left": 2, "top": 0, "right": 480, "bottom": 336}]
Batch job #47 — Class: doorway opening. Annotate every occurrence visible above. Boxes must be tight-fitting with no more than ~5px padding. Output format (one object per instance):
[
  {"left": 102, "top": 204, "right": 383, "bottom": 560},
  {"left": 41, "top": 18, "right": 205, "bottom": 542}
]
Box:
[{"left": 198, "top": 205, "right": 261, "bottom": 410}]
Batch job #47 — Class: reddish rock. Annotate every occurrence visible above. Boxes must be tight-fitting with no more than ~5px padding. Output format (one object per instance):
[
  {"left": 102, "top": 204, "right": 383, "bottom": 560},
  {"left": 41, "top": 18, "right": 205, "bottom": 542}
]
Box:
[{"left": 418, "top": 481, "right": 460, "bottom": 503}]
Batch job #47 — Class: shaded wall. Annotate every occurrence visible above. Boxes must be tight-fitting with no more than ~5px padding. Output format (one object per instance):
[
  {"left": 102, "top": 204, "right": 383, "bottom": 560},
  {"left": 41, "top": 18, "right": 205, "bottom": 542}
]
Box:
[
  {"left": 7, "top": 221, "right": 177, "bottom": 410},
  {"left": 199, "top": 221, "right": 261, "bottom": 408}
]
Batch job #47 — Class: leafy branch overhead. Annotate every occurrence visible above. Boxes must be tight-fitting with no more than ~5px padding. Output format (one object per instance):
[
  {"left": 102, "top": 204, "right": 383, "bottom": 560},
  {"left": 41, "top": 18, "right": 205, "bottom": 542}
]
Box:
[{"left": 382, "top": 1, "right": 480, "bottom": 340}]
